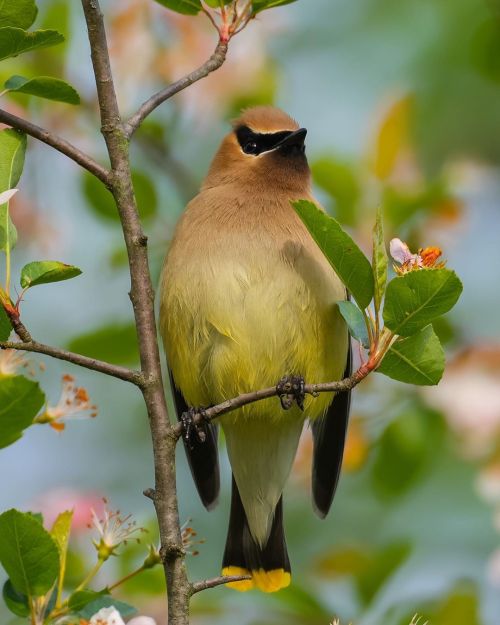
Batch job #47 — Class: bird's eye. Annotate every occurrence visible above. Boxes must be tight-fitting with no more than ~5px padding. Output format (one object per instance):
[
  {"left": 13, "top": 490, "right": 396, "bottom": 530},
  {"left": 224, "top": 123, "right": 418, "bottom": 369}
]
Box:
[{"left": 243, "top": 141, "right": 258, "bottom": 155}]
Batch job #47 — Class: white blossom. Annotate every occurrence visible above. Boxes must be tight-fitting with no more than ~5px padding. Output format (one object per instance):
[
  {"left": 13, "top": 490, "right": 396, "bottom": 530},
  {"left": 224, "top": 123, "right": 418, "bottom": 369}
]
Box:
[{"left": 89, "top": 606, "right": 126, "bottom": 625}]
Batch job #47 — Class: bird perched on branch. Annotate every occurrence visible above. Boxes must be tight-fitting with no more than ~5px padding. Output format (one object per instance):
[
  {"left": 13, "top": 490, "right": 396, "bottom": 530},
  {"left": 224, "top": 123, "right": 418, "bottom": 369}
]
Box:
[{"left": 159, "top": 106, "right": 351, "bottom": 593}]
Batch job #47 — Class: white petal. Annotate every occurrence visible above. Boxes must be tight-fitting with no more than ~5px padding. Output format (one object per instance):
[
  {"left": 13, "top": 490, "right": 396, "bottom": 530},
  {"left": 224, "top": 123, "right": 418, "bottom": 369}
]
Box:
[
  {"left": 0, "top": 188, "right": 18, "bottom": 205},
  {"left": 389, "top": 237, "right": 412, "bottom": 264},
  {"left": 128, "top": 618, "right": 157, "bottom": 625},
  {"left": 89, "top": 606, "right": 126, "bottom": 625}
]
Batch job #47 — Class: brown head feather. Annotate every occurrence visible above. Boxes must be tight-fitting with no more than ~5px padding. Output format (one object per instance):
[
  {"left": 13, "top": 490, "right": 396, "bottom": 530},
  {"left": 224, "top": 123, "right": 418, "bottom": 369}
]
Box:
[
  {"left": 203, "top": 106, "right": 310, "bottom": 193},
  {"left": 232, "top": 106, "right": 299, "bottom": 134}
]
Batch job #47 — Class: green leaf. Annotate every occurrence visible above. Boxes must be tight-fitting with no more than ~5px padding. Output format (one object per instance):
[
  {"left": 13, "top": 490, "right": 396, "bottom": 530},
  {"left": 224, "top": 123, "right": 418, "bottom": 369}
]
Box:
[
  {"left": 50, "top": 510, "right": 72, "bottom": 557},
  {"left": 68, "top": 589, "right": 107, "bottom": 613},
  {"left": 51, "top": 510, "right": 73, "bottom": 601},
  {"left": 67, "top": 323, "right": 139, "bottom": 365},
  {"left": 0, "top": 0, "right": 38, "bottom": 29},
  {"left": 338, "top": 300, "right": 369, "bottom": 348},
  {"left": 153, "top": 0, "right": 202, "bottom": 15},
  {"left": 383, "top": 268, "right": 463, "bottom": 337},
  {"left": 204, "top": 0, "right": 232, "bottom": 6},
  {"left": 292, "top": 199, "right": 374, "bottom": 308},
  {"left": 0, "top": 28, "right": 65, "bottom": 62},
  {"left": 377, "top": 325, "right": 445, "bottom": 386},
  {"left": 0, "top": 510, "right": 59, "bottom": 598},
  {"left": 20, "top": 261, "right": 82, "bottom": 289},
  {"left": 0, "top": 130, "right": 26, "bottom": 190},
  {"left": 82, "top": 170, "right": 157, "bottom": 222},
  {"left": 0, "top": 375, "right": 45, "bottom": 449},
  {"left": 0, "top": 304, "right": 11, "bottom": 341},
  {"left": 5, "top": 75, "right": 80, "bottom": 105},
  {"left": 0, "top": 129, "right": 26, "bottom": 252},
  {"left": 2, "top": 579, "right": 29, "bottom": 617},
  {"left": 252, "top": 0, "right": 298, "bottom": 14},
  {"left": 78, "top": 596, "right": 137, "bottom": 619},
  {"left": 372, "top": 206, "right": 387, "bottom": 316}
]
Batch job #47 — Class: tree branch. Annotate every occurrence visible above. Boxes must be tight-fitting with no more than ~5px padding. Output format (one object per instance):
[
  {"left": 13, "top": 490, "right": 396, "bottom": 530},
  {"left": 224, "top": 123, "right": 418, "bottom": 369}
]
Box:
[
  {"left": 0, "top": 108, "right": 111, "bottom": 186},
  {"left": 191, "top": 574, "right": 252, "bottom": 595},
  {"left": 0, "top": 310, "right": 142, "bottom": 385},
  {"left": 80, "top": 1, "right": 191, "bottom": 623},
  {"left": 172, "top": 366, "right": 371, "bottom": 439},
  {"left": 0, "top": 340, "right": 143, "bottom": 385},
  {"left": 124, "top": 41, "right": 228, "bottom": 138}
]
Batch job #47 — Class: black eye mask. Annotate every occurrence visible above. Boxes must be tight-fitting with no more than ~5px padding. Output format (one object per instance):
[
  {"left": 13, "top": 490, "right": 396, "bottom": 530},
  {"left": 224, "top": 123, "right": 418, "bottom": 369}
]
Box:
[{"left": 235, "top": 125, "right": 299, "bottom": 156}]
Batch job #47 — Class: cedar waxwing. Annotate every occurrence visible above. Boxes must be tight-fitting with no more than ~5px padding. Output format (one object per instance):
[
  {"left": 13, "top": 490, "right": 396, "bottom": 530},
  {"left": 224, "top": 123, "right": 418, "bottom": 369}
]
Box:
[{"left": 159, "top": 106, "right": 351, "bottom": 593}]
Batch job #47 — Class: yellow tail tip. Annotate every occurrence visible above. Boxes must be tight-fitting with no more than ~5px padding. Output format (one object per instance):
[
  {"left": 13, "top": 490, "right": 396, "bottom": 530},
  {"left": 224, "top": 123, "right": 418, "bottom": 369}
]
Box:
[
  {"left": 252, "top": 568, "right": 291, "bottom": 593},
  {"left": 222, "top": 566, "right": 254, "bottom": 592},
  {"left": 222, "top": 567, "right": 291, "bottom": 593}
]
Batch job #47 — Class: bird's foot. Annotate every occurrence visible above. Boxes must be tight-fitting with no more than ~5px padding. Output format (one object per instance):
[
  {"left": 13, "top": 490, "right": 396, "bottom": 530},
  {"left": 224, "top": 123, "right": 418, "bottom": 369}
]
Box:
[
  {"left": 276, "top": 375, "right": 306, "bottom": 411},
  {"left": 180, "top": 407, "right": 209, "bottom": 449}
]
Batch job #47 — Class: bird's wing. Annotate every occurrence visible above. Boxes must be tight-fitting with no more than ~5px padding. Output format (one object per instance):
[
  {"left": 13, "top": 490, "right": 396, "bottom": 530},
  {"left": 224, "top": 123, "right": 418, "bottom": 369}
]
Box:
[
  {"left": 311, "top": 340, "right": 352, "bottom": 518},
  {"left": 168, "top": 368, "right": 220, "bottom": 510}
]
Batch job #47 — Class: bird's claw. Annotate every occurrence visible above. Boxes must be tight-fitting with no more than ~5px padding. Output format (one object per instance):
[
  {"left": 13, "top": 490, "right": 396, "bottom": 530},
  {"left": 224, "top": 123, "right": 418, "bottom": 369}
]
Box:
[
  {"left": 180, "top": 407, "right": 208, "bottom": 450},
  {"left": 276, "top": 375, "right": 306, "bottom": 411}
]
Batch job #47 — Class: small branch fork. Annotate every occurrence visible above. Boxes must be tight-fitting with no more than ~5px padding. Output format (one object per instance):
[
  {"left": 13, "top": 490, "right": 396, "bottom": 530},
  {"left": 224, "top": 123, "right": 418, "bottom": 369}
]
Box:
[
  {"left": 124, "top": 41, "right": 228, "bottom": 138},
  {"left": 0, "top": 108, "right": 111, "bottom": 185}
]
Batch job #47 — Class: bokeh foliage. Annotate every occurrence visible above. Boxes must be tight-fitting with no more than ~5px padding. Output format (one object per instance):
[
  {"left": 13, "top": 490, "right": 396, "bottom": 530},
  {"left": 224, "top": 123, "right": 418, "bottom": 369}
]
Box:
[{"left": 0, "top": 0, "right": 498, "bottom": 624}]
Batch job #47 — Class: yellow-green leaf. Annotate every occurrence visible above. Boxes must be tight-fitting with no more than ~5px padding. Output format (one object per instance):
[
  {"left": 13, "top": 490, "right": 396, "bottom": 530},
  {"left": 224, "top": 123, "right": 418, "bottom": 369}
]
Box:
[
  {"left": 0, "top": 129, "right": 26, "bottom": 252},
  {"left": 20, "top": 261, "right": 81, "bottom": 289},
  {"left": 0, "top": 0, "right": 37, "bottom": 29},
  {"left": 372, "top": 95, "right": 411, "bottom": 180},
  {"left": 372, "top": 206, "right": 388, "bottom": 316},
  {"left": 51, "top": 510, "right": 73, "bottom": 606}
]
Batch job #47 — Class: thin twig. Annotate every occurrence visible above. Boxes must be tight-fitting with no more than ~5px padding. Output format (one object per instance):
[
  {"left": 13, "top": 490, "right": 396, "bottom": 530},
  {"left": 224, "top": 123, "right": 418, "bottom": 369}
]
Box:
[
  {"left": 172, "top": 366, "right": 371, "bottom": 439},
  {"left": 201, "top": 6, "right": 220, "bottom": 32},
  {"left": 0, "top": 340, "right": 143, "bottom": 385},
  {"left": 191, "top": 574, "right": 252, "bottom": 594},
  {"left": 124, "top": 41, "right": 228, "bottom": 138},
  {"left": 1, "top": 312, "right": 142, "bottom": 385},
  {"left": 0, "top": 108, "right": 111, "bottom": 186}
]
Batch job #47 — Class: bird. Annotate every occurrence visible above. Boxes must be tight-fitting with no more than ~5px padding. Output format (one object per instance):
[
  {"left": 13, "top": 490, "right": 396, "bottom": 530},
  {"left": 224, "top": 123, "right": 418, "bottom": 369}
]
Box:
[{"left": 159, "top": 106, "right": 351, "bottom": 593}]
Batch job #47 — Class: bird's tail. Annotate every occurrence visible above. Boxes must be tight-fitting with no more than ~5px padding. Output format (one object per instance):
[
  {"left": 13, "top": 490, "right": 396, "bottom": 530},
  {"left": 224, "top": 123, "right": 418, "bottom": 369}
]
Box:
[{"left": 222, "top": 476, "right": 291, "bottom": 593}]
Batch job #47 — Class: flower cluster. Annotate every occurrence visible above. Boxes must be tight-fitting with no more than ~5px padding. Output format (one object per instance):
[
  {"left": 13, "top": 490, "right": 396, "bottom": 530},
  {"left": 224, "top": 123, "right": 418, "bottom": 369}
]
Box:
[
  {"left": 35, "top": 374, "right": 97, "bottom": 431},
  {"left": 0, "top": 349, "right": 28, "bottom": 377},
  {"left": 181, "top": 518, "right": 205, "bottom": 556},
  {"left": 390, "top": 238, "right": 445, "bottom": 275},
  {"left": 87, "top": 606, "right": 156, "bottom": 625},
  {"left": 90, "top": 500, "right": 146, "bottom": 561}
]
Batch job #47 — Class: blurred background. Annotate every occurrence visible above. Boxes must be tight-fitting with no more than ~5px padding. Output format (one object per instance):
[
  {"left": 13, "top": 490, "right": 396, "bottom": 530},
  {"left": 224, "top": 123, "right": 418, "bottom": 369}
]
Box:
[{"left": 1, "top": 0, "right": 500, "bottom": 623}]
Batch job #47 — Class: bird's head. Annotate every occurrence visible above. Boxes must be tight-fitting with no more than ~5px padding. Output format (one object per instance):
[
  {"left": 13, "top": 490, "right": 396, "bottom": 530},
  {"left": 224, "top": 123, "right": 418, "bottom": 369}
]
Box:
[{"left": 203, "top": 106, "right": 310, "bottom": 193}]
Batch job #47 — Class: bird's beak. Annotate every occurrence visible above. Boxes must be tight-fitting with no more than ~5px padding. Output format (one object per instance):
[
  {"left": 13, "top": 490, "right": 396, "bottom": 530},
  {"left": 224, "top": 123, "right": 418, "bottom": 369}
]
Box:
[{"left": 273, "top": 128, "right": 307, "bottom": 152}]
